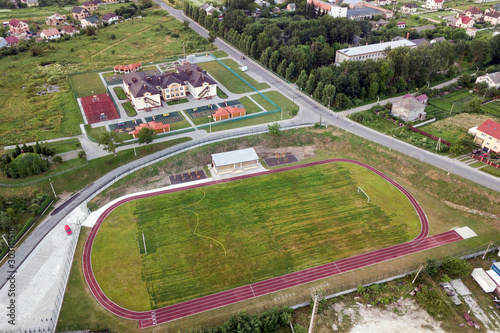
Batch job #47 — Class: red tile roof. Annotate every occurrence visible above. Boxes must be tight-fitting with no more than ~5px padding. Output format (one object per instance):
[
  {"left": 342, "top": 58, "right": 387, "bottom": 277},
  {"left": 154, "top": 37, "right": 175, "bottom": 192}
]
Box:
[
  {"left": 213, "top": 108, "right": 230, "bottom": 118},
  {"left": 477, "top": 119, "right": 500, "bottom": 139},
  {"left": 130, "top": 121, "right": 170, "bottom": 136},
  {"left": 460, "top": 16, "right": 473, "bottom": 24},
  {"left": 41, "top": 28, "right": 60, "bottom": 37},
  {"left": 5, "top": 36, "right": 19, "bottom": 44},
  {"left": 9, "top": 19, "right": 20, "bottom": 26},
  {"left": 309, "top": 0, "right": 332, "bottom": 12}
]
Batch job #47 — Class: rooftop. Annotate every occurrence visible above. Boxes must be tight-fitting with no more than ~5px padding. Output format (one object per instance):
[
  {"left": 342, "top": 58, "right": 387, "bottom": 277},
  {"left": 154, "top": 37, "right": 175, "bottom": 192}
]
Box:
[
  {"left": 212, "top": 148, "right": 259, "bottom": 167},
  {"left": 337, "top": 39, "right": 417, "bottom": 57},
  {"left": 477, "top": 119, "right": 500, "bottom": 139}
]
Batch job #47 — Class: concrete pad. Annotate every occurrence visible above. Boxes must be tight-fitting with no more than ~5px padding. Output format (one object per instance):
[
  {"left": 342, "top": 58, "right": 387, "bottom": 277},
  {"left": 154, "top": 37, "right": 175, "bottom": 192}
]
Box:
[
  {"left": 450, "top": 279, "right": 471, "bottom": 296},
  {"left": 455, "top": 226, "right": 478, "bottom": 239},
  {"left": 0, "top": 206, "right": 88, "bottom": 331}
]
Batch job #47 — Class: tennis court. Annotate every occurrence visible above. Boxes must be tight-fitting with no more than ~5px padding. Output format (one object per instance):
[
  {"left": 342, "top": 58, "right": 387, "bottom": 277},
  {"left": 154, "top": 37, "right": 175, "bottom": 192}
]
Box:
[{"left": 80, "top": 93, "right": 120, "bottom": 124}]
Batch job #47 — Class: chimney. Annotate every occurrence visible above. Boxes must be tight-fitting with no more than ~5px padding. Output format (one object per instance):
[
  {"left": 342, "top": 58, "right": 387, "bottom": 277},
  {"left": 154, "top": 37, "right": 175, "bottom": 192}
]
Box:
[
  {"left": 406, "top": 32, "right": 410, "bottom": 39},
  {"left": 132, "top": 77, "right": 137, "bottom": 83}
]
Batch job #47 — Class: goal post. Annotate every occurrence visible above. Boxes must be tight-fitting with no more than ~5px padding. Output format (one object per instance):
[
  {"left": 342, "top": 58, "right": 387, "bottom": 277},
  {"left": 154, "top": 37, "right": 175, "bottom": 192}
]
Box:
[{"left": 357, "top": 187, "right": 370, "bottom": 203}]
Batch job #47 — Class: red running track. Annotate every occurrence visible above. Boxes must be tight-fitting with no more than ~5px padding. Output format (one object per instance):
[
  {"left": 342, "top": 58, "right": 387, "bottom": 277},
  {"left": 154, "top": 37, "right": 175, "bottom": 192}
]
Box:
[{"left": 81, "top": 159, "right": 464, "bottom": 329}]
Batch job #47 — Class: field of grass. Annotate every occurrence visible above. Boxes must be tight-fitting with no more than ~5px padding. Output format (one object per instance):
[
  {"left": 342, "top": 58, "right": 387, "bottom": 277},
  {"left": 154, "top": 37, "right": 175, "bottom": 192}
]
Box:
[
  {"left": 46, "top": 138, "right": 81, "bottom": 154},
  {"left": 481, "top": 100, "right": 500, "bottom": 117},
  {"left": 469, "top": 161, "right": 485, "bottom": 168},
  {"left": 238, "top": 96, "right": 263, "bottom": 114},
  {"left": 70, "top": 72, "right": 107, "bottom": 98},
  {"left": 168, "top": 119, "right": 191, "bottom": 131},
  {"left": 0, "top": 14, "right": 211, "bottom": 146},
  {"left": 262, "top": 91, "right": 299, "bottom": 115},
  {"left": 167, "top": 98, "right": 188, "bottom": 106},
  {"left": 221, "top": 59, "right": 270, "bottom": 90},
  {"left": 481, "top": 165, "right": 500, "bottom": 177},
  {"left": 427, "top": 90, "right": 479, "bottom": 119},
  {"left": 217, "top": 87, "right": 228, "bottom": 98},
  {"left": 92, "top": 162, "right": 420, "bottom": 310},
  {"left": 122, "top": 102, "right": 137, "bottom": 117},
  {"left": 209, "top": 111, "right": 282, "bottom": 132},
  {"left": 250, "top": 93, "right": 277, "bottom": 111},
  {"left": 113, "top": 87, "right": 127, "bottom": 100}
]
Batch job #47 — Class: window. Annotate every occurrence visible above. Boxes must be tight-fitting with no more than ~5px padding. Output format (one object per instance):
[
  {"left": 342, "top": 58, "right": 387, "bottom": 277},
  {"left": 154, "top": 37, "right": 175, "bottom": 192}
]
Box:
[
  {"left": 481, "top": 133, "right": 486, "bottom": 137},
  {"left": 489, "top": 136, "right": 492, "bottom": 140}
]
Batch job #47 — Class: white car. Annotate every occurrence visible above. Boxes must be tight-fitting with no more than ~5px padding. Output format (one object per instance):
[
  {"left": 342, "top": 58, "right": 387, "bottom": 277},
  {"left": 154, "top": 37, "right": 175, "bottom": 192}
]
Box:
[{"left": 241, "top": 66, "right": 248, "bottom": 72}]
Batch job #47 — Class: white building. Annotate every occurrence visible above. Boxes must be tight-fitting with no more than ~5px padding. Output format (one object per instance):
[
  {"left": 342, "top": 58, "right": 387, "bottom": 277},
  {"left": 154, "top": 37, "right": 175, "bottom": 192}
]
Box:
[
  {"left": 475, "top": 72, "right": 500, "bottom": 88},
  {"left": 425, "top": 0, "right": 444, "bottom": 10},
  {"left": 335, "top": 39, "right": 417, "bottom": 64},
  {"left": 308, "top": 0, "right": 347, "bottom": 18},
  {"left": 40, "top": 28, "right": 61, "bottom": 40}
]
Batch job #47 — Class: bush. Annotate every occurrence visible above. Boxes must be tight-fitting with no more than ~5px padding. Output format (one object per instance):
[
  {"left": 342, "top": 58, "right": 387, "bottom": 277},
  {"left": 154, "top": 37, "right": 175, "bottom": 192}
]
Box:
[
  {"left": 268, "top": 123, "right": 281, "bottom": 136},
  {"left": 52, "top": 155, "right": 63, "bottom": 164},
  {"left": 171, "top": 33, "right": 179, "bottom": 38},
  {"left": 3, "top": 153, "right": 50, "bottom": 178},
  {"left": 441, "top": 256, "right": 471, "bottom": 276},
  {"left": 78, "top": 150, "right": 86, "bottom": 159},
  {"left": 14, "top": 217, "right": 34, "bottom": 242},
  {"left": 36, "top": 196, "right": 53, "bottom": 216}
]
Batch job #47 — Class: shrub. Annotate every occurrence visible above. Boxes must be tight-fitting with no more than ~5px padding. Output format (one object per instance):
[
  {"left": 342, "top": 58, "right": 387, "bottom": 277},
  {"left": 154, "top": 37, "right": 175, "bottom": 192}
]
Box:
[
  {"left": 171, "top": 33, "right": 179, "bottom": 38},
  {"left": 52, "top": 156, "right": 63, "bottom": 164},
  {"left": 78, "top": 150, "right": 86, "bottom": 159},
  {"left": 3, "top": 153, "right": 50, "bottom": 178},
  {"left": 36, "top": 196, "right": 53, "bottom": 216}
]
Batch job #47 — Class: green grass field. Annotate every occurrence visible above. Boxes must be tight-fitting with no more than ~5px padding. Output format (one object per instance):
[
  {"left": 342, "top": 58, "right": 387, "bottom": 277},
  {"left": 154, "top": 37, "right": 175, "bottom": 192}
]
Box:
[
  {"left": 91, "top": 162, "right": 420, "bottom": 311},
  {"left": 238, "top": 96, "right": 263, "bottom": 114},
  {"left": 122, "top": 102, "right": 137, "bottom": 117},
  {"left": 70, "top": 72, "right": 107, "bottom": 98},
  {"left": 113, "top": 87, "right": 127, "bottom": 100}
]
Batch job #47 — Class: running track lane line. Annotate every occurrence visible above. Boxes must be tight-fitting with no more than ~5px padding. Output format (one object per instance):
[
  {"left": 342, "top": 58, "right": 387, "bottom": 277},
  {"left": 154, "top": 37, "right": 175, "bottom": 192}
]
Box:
[{"left": 81, "top": 159, "right": 460, "bottom": 328}]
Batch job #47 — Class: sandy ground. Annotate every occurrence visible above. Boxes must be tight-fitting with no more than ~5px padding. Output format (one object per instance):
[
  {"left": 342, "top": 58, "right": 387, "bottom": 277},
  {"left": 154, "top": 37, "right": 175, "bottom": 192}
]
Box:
[{"left": 331, "top": 298, "right": 446, "bottom": 333}]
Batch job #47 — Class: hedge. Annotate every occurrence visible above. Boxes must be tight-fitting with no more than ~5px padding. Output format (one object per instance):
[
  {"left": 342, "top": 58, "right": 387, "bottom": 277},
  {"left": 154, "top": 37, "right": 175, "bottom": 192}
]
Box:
[{"left": 36, "top": 196, "right": 53, "bottom": 216}]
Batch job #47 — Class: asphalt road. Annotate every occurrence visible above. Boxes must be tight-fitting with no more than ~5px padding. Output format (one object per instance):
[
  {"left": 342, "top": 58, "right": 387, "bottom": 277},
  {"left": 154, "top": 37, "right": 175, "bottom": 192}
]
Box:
[{"left": 1, "top": 3, "right": 499, "bottom": 288}]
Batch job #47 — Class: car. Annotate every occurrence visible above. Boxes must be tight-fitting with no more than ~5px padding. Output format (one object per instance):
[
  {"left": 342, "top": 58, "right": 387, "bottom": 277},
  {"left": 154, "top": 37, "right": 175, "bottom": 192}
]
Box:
[
  {"left": 241, "top": 66, "right": 248, "bottom": 72},
  {"left": 481, "top": 153, "right": 488, "bottom": 158},
  {"left": 64, "top": 225, "right": 72, "bottom": 235},
  {"left": 472, "top": 149, "right": 480, "bottom": 154}
]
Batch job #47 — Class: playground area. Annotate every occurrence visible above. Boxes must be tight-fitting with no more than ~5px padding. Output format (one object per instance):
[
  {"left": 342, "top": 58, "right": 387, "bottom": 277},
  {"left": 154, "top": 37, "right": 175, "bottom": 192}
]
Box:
[
  {"left": 80, "top": 93, "right": 120, "bottom": 125},
  {"left": 109, "top": 119, "right": 143, "bottom": 134},
  {"left": 264, "top": 153, "right": 299, "bottom": 167},
  {"left": 144, "top": 112, "right": 183, "bottom": 124},
  {"left": 185, "top": 100, "right": 242, "bottom": 118},
  {"left": 169, "top": 170, "right": 207, "bottom": 185}
]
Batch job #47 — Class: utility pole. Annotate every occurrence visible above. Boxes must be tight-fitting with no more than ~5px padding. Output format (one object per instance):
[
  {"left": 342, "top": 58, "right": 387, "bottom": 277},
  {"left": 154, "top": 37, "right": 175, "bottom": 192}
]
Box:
[
  {"left": 450, "top": 102, "right": 454, "bottom": 115},
  {"left": 483, "top": 242, "right": 493, "bottom": 260},
  {"left": 133, "top": 146, "right": 137, "bottom": 157},
  {"left": 183, "top": 41, "right": 186, "bottom": 62},
  {"left": 2, "top": 234, "right": 12, "bottom": 250},
  {"left": 308, "top": 291, "right": 323, "bottom": 333},
  {"left": 49, "top": 178, "right": 57, "bottom": 198},
  {"left": 389, "top": 135, "right": 395, "bottom": 151},
  {"left": 447, "top": 158, "right": 456, "bottom": 175}
]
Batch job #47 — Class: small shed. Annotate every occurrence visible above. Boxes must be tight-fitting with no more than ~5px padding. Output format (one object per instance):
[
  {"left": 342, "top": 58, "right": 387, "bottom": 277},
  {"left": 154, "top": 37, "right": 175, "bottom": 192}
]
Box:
[
  {"left": 472, "top": 268, "right": 496, "bottom": 293},
  {"left": 211, "top": 148, "right": 259, "bottom": 174}
]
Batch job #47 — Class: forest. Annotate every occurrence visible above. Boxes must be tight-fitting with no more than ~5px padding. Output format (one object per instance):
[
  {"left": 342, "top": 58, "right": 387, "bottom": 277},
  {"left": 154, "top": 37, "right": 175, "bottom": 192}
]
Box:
[{"left": 185, "top": 0, "right": 500, "bottom": 109}]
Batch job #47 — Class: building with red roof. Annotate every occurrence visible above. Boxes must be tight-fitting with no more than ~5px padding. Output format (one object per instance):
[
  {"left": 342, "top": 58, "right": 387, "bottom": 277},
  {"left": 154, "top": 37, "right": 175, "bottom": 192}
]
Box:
[
  {"left": 9, "top": 19, "right": 29, "bottom": 35},
  {"left": 113, "top": 63, "right": 142, "bottom": 74},
  {"left": 425, "top": 0, "right": 444, "bottom": 10},
  {"left": 130, "top": 121, "right": 170, "bottom": 138},
  {"left": 212, "top": 106, "right": 246, "bottom": 121},
  {"left": 307, "top": 0, "right": 347, "bottom": 17},
  {"left": 61, "top": 25, "right": 80, "bottom": 36},
  {"left": 5, "top": 36, "right": 19, "bottom": 46},
  {"left": 455, "top": 15, "right": 475, "bottom": 28},
  {"left": 403, "top": 94, "right": 428, "bottom": 104},
  {"left": 41, "top": 28, "right": 61, "bottom": 40},
  {"left": 474, "top": 119, "right": 500, "bottom": 153}
]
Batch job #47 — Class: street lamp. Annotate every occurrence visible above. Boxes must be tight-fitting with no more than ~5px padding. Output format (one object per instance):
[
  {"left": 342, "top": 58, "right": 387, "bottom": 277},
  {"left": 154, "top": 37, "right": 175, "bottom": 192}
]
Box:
[
  {"left": 2, "top": 234, "right": 12, "bottom": 250},
  {"left": 389, "top": 135, "right": 395, "bottom": 151},
  {"left": 49, "top": 178, "right": 57, "bottom": 198},
  {"left": 377, "top": 95, "right": 380, "bottom": 104}
]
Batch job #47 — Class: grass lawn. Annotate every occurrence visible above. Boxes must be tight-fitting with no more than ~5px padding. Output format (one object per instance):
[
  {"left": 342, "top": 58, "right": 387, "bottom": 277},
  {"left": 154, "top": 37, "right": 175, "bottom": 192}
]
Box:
[
  {"left": 211, "top": 50, "right": 228, "bottom": 58},
  {"left": 84, "top": 125, "right": 106, "bottom": 142},
  {"left": 45, "top": 139, "right": 81, "bottom": 154},
  {"left": 122, "top": 102, "right": 137, "bottom": 117},
  {"left": 249, "top": 93, "right": 276, "bottom": 111},
  {"left": 167, "top": 98, "right": 188, "bottom": 106},
  {"left": 221, "top": 59, "right": 270, "bottom": 91},
  {"left": 69, "top": 72, "right": 107, "bottom": 98},
  {"left": 113, "top": 87, "right": 127, "bottom": 100},
  {"left": 92, "top": 162, "right": 420, "bottom": 310},
  {"left": 480, "top": 165, "right": 500, "bottom": 177},
  {"left": 238, "top": 96, "right": 263, "bottom": 114},
  {"left": 198, "top": 60, "right": 268, "bottom": 94},
  {"left": 209, "top": 111, "right": 283, "bottom": 132},
  {"left": 217, "top": 87, "right": 228, "bottom": 99},
  {"left": 481, "top": 101, "right": 500, "bottom": 118},
  {"left": 262, "top": 91, "right": 299, "bottom": 115},
  {"left": 0, "top": 14, "right": 211, "bottom": 146},
  {"left": 168, "top": 119, "right": 192, "bottom": 131},
  {"left": 469, "top": 161, "right": 485, "bottom": 168}
]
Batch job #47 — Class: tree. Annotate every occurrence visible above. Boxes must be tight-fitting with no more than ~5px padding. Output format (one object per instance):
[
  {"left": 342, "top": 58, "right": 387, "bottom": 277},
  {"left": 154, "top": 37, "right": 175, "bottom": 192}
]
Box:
[
  {"left": 305, "top": 73, "right": 316, "bottom": 95},
  {"left": 276, "top": 59, "right": 287, "bottom": 78},
  {"left": 425, "top": 257, "right": 441, "bottom": 277},
  {"left": 441, "top": 256, "right": 471, "bottom": 276},
  {"left": 269, "top": 50, "right": 280, "bottom": 72},
  {"left": 208, "top": 30, "right": 217, "bottom": 49},
  {"left": 469, "top": 97, "right": 482, "bottom": 114},
  {"left": 98, "top": 131, "right": 122, "bottom": 156},
  {"left": 268, "top": 122, "right": 281, "bottom": 136},
  {"left": 30, "top": 44, "right": 44, "bottom": 56},
  {"left": 296, "top": 70, "right": 308, "bottom": 90},
  {"left": 322, "top": 84, "right": 336, "bottom": 106},
  {"left": 138, "top": 127, "right": 156, "bottom": 144},
  {"left": 450, "top": 143, "right": 465, "bottom": 156},
  {"left": 35, "top": 142, "right": 41, "bottom": 154},
  {"left": 313, "top": 82, "right": 324, "bottom": 101},
  {"left": 285, "top": 62, "right": 296, "bottom": 81}
]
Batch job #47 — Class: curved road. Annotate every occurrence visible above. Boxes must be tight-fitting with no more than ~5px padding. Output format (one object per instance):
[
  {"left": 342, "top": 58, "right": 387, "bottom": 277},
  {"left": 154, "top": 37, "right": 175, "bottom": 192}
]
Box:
[
  {"left": 1, "top": 0, "right": 499, "bottom": 290},
  {"left": 82, "top": 159, "right": 463, "bottom": 328}
]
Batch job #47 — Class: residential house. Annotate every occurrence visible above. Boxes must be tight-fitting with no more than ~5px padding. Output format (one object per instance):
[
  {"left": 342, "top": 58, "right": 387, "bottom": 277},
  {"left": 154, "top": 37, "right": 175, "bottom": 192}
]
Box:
[
  {"left": 403, "top": 93, "right": 428, "bottom": 104},
  {"left": 463, "top": 6, "right": 483, "bottom": 19},
  {"left": 275, "top": 0, "right": 286, "bottom": 4},
  {"left": 273, "top": 7, "right": 281, "bottom": 13},
  {"left": 176, "top": 62, "right": 217, "bottom": 100},
  {"left": 102, "top": 0, "right": 117, "bottom": 2},
  {"left": 466, "top": 27, "right": 477, "bottom": 37},
  {"left": 371, "top": 18, "right": 389, "bottom": 28},
  {"left": 494, "top": 3, "right": 500, "bottom": 11},
  {"left": 40, "top": 28, "right": 61, "bottom": 40},
  {"left": 484, "top": 11, "right": 500, "bottom": 25},
  {"left": 72, "top": 7, "right": 91, "bottom": 21},
  {"left": 474, "top": 119, "right": 500, "bottom": 153},
  {"left": 455, "top": 15, "right": 475, "bottom": 28},
  {"left": 5, "top": 36, "right": 19, "bottom": 46},
  {"left": 397, "top": 21, "right": 406, "bottom": 28},
  {"left": 26, "top": 0, "right": 38, "bottom": 7},
  {"left": 391, "top": 98, "right": 426, "bottom": 122},
  {"left": 46, "top": 13, "right": 67, "bottom": 26},
  {"left": 82, "top": 1, "right": 98, "bottom": 11},
  {"left": 200, "top": 3, "right": 217, "bottom": 15},
  {"left": 411, "top": 38, "right": 431, "bottom": 46},
  {"left": 254, "top": 0, "right": 270, "bottom": 7},
  {"left": 335, "top": 39, "right": 416, "bottom": 63},
  {"left": 287, "top": 3, "right": 296, "bottom": 11},
  {"left": 430, "top": 36, "right": 446, "bottom": 43},
  {"left": 308, "top": 0, "right": 347, "bottom": 18},
  {"left": 113, "top": 63, "right": 142, "bottom": 73},
  {"left": 81, "top": 15, "right": 100, "bottom": 28},
  {"left": 61, "top": 25, "right": 80, "bottom": 36},
  {"left": 475, "top": 72, "right": 500, "bottom": 88},
  {"left": 425, "top": 0, "right": 444, "bottom": 10},
  {"left": 9, "top": 19, "right": 29, "bottom": 35},
  {"left": 130, "top": 121, "right": 170, "bottom": 138},
  {"left": 413, "top": 24, "right": 436, "bottom": 32},
  {"left": 102, "top": 12, "right": 119, "bottom": 24},
  {"left": 0, "top": 37, "right": 7, "bottom": 48},
  {"left": 401, "top": 3, "right": 417, "bottom": 13}
]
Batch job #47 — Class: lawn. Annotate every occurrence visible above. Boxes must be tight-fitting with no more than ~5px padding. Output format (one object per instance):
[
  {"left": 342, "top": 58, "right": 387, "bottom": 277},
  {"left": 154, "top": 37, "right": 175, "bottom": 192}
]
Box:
[
  {"left": 198, "top": 60, "right": 268, "bottom": 94},
  {"left": 113, "top": 87, "right": 127, "bottom": 100},
  {"left": 221, "top": 59, "right": 270, "bottom": 91},
  {"left": 91, "top": 162, "right": 420, "bottom": 310},
  {"left": 249, "top": 93, "right": 277, "bottom": 111},
  {"left": 122, "top": 102, "right": 137, "bottom": 117},
  {"left": 469, "top": 161, "right": 485, "bottom": 168},
  {"left": 262, "top": 91, "right": 299, "bottom": 115},
  {"left": 480, "top": 165, "right": 500, "bottom": 177},
  {"left": 0, "top": 14, "right": 211, "bottom": 146},
  {"left": 427, "top": 89, "right": 481, "bottom": 119},
  {"left": 45, "top": 139, "right": 81, "bottom": 154},
  {"left": 69, "top": 72, "right": 108, "bottom": 98},
  {"left": 167, "top": 98, "right": 189, "bottom": 106},
  {"left": 238, "top": 96, "right": 263, "bottom": 114},
  {"left": 217, "top": 87, "right": 228, "bottom": 99},
  {"left": 481, "top": 101, "right": 500, "bottom": 118}
]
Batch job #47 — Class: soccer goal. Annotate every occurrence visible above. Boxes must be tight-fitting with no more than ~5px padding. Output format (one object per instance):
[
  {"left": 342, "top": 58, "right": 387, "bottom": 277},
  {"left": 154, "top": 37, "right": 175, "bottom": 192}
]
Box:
[{"left": 357, "top": 187, "right": 370, "bottom": 203}]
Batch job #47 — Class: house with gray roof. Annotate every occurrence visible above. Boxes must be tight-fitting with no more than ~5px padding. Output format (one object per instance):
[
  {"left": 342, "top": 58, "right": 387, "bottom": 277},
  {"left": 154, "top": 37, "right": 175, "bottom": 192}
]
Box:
[
  {"left": 0, "top": 37, "right": 7, "bottom": 48},
  {"left": 335, "top": 39, "right": 417, "bottom": 64},
  {"left": 413, "top": 25, "right": 436, "bottom": 33},
  {"left": 476, "top": 72, "right": 500, "bottom": 89},
  {"left": 391, "top": 98, "right": 426, "bottom": 122}
]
